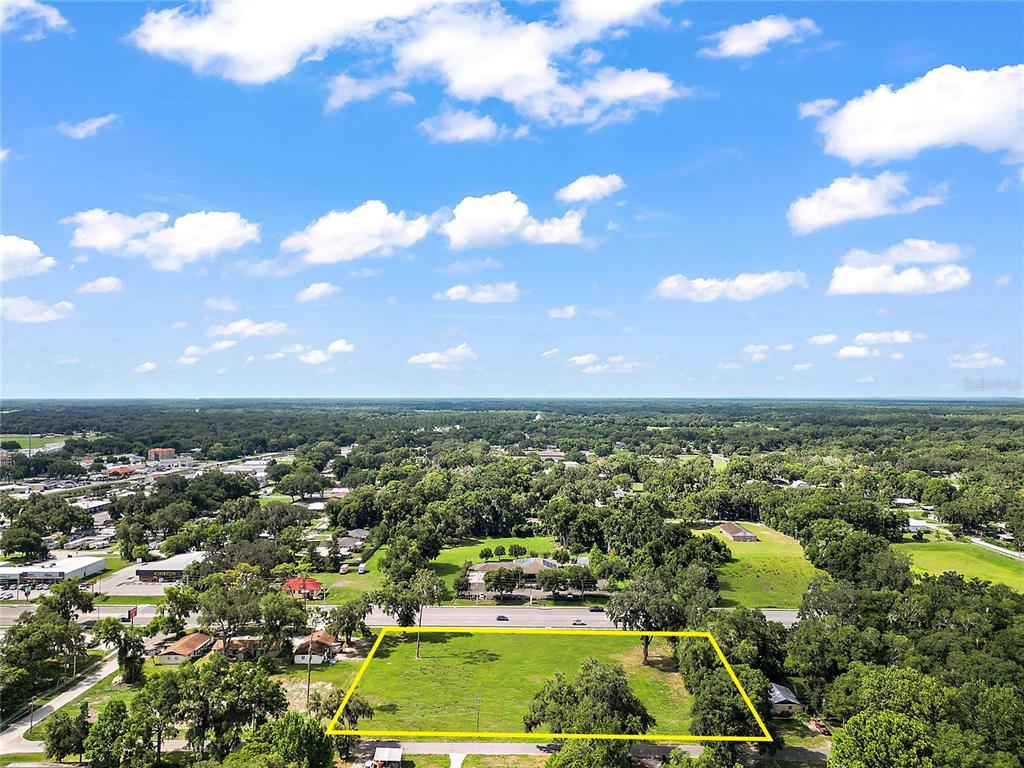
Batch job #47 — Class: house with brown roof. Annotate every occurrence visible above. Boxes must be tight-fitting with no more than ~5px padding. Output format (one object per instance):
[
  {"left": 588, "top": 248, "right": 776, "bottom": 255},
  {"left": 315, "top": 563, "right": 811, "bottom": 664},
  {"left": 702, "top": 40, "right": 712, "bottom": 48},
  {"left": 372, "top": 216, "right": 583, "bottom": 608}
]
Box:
[
  {"left": 156, "top": 632, "right": 212, "bottom": 664},
  {"left": 293, "top": 631, "right": 338, "bottom": 665},
  {"left": 212, "top": 636, "right": 283, "bottom": 661},
  {"left": 720, "top": 522, "right": 759, "bottom": 542}
]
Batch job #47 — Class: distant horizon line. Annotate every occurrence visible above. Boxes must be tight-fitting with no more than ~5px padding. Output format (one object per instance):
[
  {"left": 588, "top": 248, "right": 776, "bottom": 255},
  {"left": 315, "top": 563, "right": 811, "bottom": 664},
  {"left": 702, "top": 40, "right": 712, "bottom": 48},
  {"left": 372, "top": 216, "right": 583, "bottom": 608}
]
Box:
[{"left": 1, "top": 396, "right": 1022, "bottom": 403}]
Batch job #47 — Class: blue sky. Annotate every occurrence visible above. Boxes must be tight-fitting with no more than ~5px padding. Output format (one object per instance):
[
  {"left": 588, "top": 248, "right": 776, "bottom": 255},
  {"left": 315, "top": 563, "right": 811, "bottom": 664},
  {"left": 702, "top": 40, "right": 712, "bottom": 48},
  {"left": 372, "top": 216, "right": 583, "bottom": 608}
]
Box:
[{"left": 1, "top": 0, "right": 1021, "bottom": 398}]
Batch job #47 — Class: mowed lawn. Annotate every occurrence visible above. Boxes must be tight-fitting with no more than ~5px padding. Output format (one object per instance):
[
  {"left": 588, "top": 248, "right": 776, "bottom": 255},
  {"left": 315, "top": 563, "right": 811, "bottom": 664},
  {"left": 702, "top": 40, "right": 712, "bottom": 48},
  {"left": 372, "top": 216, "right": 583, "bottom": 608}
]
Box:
[
  {"left": 0, "top": 434, "right": 65, "bottom": 447},
  {"left": 699, "top": 523, "right": 820, "bottom": 609},
  {"left": 428, "top": 536, "right": 559, "bottom": 595},
  {"left": 347, "top": 631, "right": 696, "bottom": 737},
  {"left": 895, "top": 540, "right": 1024, "bottom": 591}
]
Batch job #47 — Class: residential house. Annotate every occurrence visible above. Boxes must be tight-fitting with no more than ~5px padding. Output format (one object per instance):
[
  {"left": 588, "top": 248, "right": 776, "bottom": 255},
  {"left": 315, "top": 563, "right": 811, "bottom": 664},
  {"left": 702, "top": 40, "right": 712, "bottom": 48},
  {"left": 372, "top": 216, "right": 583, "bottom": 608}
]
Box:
[
  {"left": 211, "top": 636, "right": 282, "bottom": 661},
  {"left": 293, "top": 631, "right": 338, "bottom": 665},
  {"left": 156, "top": 632, "right": 212, "bottom": 664},
  {"left": 283, "top": 576, "right": 325, "bottom": 600}
]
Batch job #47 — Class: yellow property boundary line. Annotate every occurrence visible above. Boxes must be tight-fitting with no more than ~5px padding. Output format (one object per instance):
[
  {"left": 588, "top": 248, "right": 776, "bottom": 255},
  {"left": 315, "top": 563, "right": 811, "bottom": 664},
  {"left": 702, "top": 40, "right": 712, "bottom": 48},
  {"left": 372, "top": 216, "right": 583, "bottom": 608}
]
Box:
[{"left": 325, "top": 627, "right": 773, "bottom": 743}]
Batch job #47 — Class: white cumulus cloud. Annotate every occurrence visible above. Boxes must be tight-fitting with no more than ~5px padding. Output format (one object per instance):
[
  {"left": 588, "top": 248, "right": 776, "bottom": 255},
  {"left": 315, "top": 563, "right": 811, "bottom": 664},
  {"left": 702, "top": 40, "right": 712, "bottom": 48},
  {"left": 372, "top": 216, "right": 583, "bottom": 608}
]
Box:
[
  {"left": 2, "top": 0, "right": 69, "bottom": 39},
  {"left": 0, "top": 296, "right": 74, "bottom": 323},
  {"left": 134, "top": 361, "right": 156, "bottom": 373},
  {"left": 129, "top": 1, "right": 683, "bottom": 128},
  {"left": 442, "top": 191, "right": 583, "bottom": 249},
  {"left": 76, "top": 276, "right": 123, "bottom": 294},
  {"left": 295, "top": 282, "right": 339, "bottom": 303},
  {"left": 433, "top": 282, "right": 520, "bottom": 303},
  {"left": 949, "top": 352, "right": 1006, "bottom": 370},
  {"left": 654, "top": 270, "right": 808, "bottom": 302},
  {"left": 787, "top": 171, "right": 944, "bottom": 234},
  {"left": 837, "top": 345, "right": 877, "bottom": 359},
  {"left": 807, "top": 333, "right": 838, "bottom": 345},
  {"left": 828, "top": 238, "right": 971, "bottom": 295},
  {"left": 810, "top": 65, "right": 1024, "bottom": 168},
  {"left": 541, "top": 348, "right": 560, "bottom": 358},
  {"left": 204, "top": 296, "right": 239, "bottom": 311},
  {"left": 407, "top": 341, "right": 477, "bottom": 370},
  {"left": 699, "top": 15, "right": 819, "bottom": 58},
  {"left": 63, "top": 208, "right": 260, "bottom": 271},
  {"left": 0, "top": 234, "right": 56, "bottom": 280},
  {"left": 548, "top": 304, "right": 577, "bottom": 319},
  {"left": 555, "top": 173, "right": 625, "bottom": 202},
  {"left": 282, "top": 201, "right": 429, "bottom": 264},
  {"left": 420, "top": 108, "right": 522, "bottom": 143},
  {"left": 208, "top": 318, "right": 289, "bottom": 338},
  {"left": 567, "top": 353, "right": 599, "bottom": 366},
  {"left": 853, "top": 330, "right": 922, "bottom": 345}
]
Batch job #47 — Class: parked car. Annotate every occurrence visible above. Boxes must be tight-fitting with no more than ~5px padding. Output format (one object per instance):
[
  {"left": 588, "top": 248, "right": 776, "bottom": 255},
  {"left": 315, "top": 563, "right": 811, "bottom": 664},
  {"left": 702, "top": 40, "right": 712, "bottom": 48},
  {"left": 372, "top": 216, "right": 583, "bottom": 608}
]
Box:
[
  {"left": 809, "top": 719, "right": 831, "bottom": 736},
  {"left": 588, "top": 605, "right": 605, "bottom": 613},
  {"left": 571, "top": 619, "right": 586, "bottom": 626},
  {"left": 496, "top": 615, "right": 509, "bottom": 622}
]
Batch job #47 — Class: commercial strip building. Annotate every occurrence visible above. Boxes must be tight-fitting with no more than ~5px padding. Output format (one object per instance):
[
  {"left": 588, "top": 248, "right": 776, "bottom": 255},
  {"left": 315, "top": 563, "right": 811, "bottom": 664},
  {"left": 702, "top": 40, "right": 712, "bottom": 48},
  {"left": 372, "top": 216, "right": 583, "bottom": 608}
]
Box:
[
  {"left": 136, "top": 551, "right": 206, "bottom": 583},
  {"left": 0, "top": 555, "right": 107, "bottom": 586}
]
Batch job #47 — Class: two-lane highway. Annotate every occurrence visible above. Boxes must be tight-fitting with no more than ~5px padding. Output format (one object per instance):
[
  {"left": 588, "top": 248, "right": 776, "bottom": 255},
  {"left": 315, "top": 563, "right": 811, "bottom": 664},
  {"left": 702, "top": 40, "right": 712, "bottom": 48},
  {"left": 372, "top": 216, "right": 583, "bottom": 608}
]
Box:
[{"left": 0, "top": 602, "right": 800, "bottom": 629}]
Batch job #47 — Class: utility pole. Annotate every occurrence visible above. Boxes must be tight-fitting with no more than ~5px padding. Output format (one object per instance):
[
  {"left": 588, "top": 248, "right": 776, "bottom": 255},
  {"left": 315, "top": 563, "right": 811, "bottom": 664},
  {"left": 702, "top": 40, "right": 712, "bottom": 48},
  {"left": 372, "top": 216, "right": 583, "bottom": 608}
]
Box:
[{"left": 304, "top": 578, "right": 314, "bottom": 711}]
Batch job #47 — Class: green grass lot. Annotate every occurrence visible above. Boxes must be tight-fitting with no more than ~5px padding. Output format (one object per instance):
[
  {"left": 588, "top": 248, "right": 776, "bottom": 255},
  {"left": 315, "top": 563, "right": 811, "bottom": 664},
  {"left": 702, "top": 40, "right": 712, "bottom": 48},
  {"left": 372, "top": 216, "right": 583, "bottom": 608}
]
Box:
[
  {"left": 698, "top": 523, "right": 821, "bottom": 609},
  {"left": 346, "top": 631, "right": 702, "bottom": 738},
  {"left": 0, "top": 753, "right": 47, "bottom": 766},
  {"left": 96, "top": 595, "right": 164, "bottom": 605},
  {"left": 82, "top": 556, "right": 132, "bottom": 585},
  {"left": 258, "top": 493, "right": 295, "bottom": 506},
  {"left": 273, "top": 659, "right": 363, "bottom": 709},
  {"left": 895, "top": 537, "right": 1024, "bottom": 591},
  {"left": 325, "top": 549, "right": 387, "bottom": 603},
  {"left": 428, "top": 536, "right": 558, "bottom": 594},
  {"left": 24, "top": 659, "right": 160, "bottom": 742},
  {"left": 0, "top": 434, "right": 65, "bottom": 448},
  {"left": 401, "top": 758, "right": 547, "bottom": 768},
  {"left": 772, "top": 717, "right": 827, "bottom": 750}
]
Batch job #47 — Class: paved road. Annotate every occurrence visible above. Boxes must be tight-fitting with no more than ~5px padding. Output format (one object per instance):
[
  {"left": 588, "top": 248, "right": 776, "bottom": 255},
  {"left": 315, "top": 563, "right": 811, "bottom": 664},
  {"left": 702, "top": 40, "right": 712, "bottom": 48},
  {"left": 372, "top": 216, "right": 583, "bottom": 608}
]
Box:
[
  {"left": 0, "top": 603, "right": 800, "bottom": 629},
  {"left": 0, "top": 655, "right": 119, "bottom": 753},
  {"left": 968, "top": 537, "right": 1024, "bottom": 560}
]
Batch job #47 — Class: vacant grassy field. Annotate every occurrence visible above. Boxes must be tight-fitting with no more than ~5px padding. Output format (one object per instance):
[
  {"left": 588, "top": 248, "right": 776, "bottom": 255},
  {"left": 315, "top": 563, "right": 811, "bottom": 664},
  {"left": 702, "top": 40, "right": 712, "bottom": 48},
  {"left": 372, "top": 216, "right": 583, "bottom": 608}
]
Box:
[
  {"left": 428, "top": 536, "right": 558, "bottom": 594},
  {"left": 273, "top": 659, "right": 362, "bottom": 710},
  {"left": 402, "top": 758, "right": 547, "bottom": 767},
  {"left": 326, "top": 548, "right": 387, "bottom": 603},
  {"left": 772, "top": 717, "right": 827, "bottom": 750},
  {"left": 0, "top": 434, "right": 65, "bottom": 447},
  {"left": 699, "top": 523, "right": 821, "bottom": 609},
  {"left": 347, "top": 631, "right": 698, "bottom": 737},
  {"left": 895, "top": 539, "right": 1024, "bottom": 591}
]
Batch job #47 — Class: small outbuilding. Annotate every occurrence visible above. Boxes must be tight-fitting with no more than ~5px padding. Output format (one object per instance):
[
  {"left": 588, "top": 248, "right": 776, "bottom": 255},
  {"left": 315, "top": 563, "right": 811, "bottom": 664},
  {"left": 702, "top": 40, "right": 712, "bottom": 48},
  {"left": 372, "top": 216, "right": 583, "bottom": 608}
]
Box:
[
  {"left": 369, "top": 747, "right": 403, "bottom": 767},
  {"left": 770, "top": 682, "right": 806, "bottom": 715},
  {"left": 720, "top": 522, "right": 759, "bottom": 542}
]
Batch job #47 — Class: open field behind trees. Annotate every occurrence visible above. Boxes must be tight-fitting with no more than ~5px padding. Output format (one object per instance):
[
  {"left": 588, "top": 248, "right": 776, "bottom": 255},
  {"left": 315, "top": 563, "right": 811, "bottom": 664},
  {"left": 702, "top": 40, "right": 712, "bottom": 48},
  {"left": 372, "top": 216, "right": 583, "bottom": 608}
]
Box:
[
  {"left": 0, "top": 434, "right": 66, "bottom": 448},
  {"left": 326, "top": 548, "right": 388, "bottom": 603},
  {"left": 895, "top": 538, "right": 1024, "bottom": 591},
  {"left": 402, "top": 758, "right": 548, "bottom": 767},
  {"left": 428, "top": 537, "right": 559, "bottom": 595},
  {"left": 342, "top": 631, "right": 704, "bottom": 738},
  {"left": 698, "top": 524, "right": 821, "bottom": 609}
]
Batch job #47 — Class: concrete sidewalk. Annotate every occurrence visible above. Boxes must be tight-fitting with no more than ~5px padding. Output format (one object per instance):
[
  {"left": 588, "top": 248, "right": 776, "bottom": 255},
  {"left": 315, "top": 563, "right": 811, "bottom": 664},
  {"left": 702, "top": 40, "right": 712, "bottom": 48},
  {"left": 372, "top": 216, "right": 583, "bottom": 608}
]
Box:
[{"left": 0, "top": 655, "right": 118, "bottom": 753}]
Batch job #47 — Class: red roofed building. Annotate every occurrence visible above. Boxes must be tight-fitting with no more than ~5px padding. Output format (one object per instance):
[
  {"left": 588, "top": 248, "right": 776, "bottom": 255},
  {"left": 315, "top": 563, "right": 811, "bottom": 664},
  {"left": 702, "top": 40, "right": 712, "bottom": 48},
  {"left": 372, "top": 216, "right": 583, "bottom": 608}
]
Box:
[
  {"left": 283, "top": 576, "right": 325, "bottom": 600},
  {"left": 107, "top": 466, "right": 136, "bottom": 476}
]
